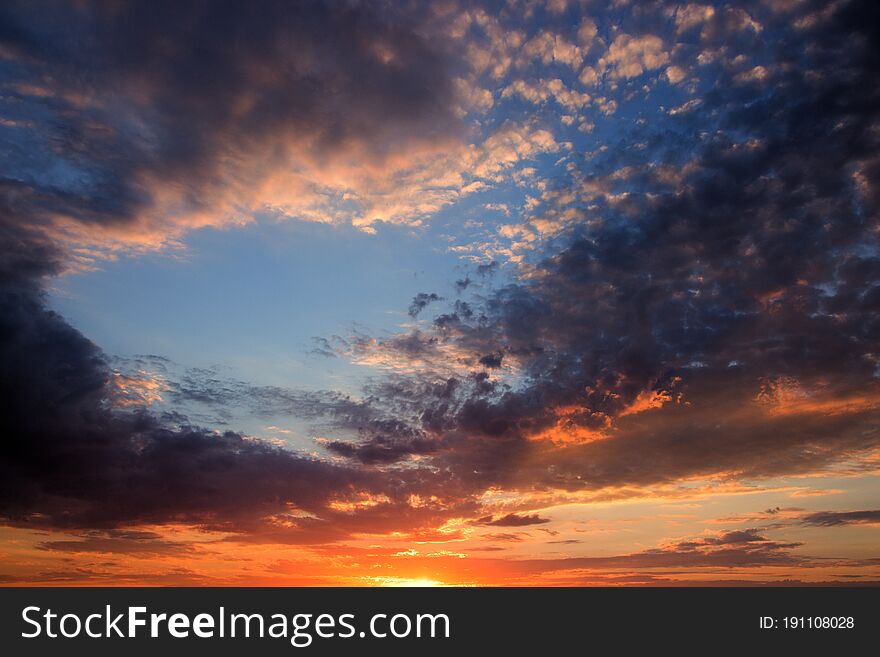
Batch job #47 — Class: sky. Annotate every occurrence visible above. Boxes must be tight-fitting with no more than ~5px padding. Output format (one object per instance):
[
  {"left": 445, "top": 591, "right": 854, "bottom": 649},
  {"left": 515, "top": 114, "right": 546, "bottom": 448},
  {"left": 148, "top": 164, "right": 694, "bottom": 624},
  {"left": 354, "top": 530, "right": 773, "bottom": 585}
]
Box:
[{"left": 1, "top": 0, "right": 879, "bottom": 586}]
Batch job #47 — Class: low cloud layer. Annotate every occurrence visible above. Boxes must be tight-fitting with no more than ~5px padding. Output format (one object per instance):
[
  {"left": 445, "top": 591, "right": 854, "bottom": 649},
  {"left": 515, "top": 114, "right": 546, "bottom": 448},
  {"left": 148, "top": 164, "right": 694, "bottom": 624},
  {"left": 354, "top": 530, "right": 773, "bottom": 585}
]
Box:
[{"left": 801, "top": 510, "right": 880, "bottom": 527}]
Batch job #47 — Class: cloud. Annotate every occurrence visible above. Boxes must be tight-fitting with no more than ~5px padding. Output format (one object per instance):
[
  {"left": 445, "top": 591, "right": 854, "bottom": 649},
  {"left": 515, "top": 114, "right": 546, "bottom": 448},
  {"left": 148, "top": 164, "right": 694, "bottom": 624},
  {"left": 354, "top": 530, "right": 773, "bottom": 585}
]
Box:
[
  {"left": 483, "top": 532, "right": 528, "bottom": 542},
  {"left": 409, "top": 293, "right": 444, "bottom": 318},
  {"left": 673, "top": 3, "right": 761, "bottom": 38},
  {"left": 478, "top": 528, "right": 803, "bottom": 573},
  {"left": 2, "top": 0, "right": 880, "bottom": 570},
  {"left": 0, "top": 292, "right": 381, "bottom": 529},
  {"left": 801, "top": 510, "right": 880, "bottom": 527},
  {"left": 665, "top": 65, "right": 688, "bottom": 84},
  {"left": 479, "top": 352, "right": 505, "bottom": 369},
  {"left": 0, "top": 0, "right": 476, "bottom": 258},
  {"left": 602, "top": 34, "right": 669, "bottom": 79},
  {"left": 38, "top": 530, "right": 198, "bottom": 556},
  {"left": 502, "top": 78, "right": 591, "bottom": 112},
  {"left": 481, "top": 513, "right": 551, "bottom": 527},
  {"left": 0, "top": 117, "right": 412, "bottom": 537},
  {"left": 320, "top": 433, "right": 439, "bottom": 465},
  {"left": 674, "top": 4, "right": 717, "bottom": 33},
  {"left": 293, "top": 0, "right": 880, "bottom": 500},
  {"left": 519, "top": 30, "right": 584, "bottom": 70},
  {"left": 0, "top": 0, "right": 594, "bottom": 256}
]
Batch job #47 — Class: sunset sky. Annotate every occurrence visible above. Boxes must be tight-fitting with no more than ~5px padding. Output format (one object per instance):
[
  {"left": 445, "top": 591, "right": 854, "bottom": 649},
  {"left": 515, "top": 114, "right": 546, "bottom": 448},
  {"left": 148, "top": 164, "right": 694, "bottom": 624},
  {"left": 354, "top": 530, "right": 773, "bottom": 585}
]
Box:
[{"left": 1, "top": 0, "right": 879, "bottom": 586}]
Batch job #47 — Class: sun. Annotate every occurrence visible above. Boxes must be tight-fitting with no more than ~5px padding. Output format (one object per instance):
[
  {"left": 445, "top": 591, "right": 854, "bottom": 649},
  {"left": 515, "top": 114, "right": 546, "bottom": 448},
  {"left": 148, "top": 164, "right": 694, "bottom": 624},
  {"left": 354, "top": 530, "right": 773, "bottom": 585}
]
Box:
[{"left": 378, "top": 577, "right": 448, "bottom": 587}]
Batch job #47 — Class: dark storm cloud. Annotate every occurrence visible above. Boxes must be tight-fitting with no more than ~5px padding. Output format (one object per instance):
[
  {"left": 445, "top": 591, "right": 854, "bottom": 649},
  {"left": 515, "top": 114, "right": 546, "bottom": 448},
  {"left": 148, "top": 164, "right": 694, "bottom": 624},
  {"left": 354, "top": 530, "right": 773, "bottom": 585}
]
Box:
[
  {"left": 331, "top": 0, "right": 880, "bottom": 496},
  {"left": 0, "top": 290, "right": 376, "bottom": 529},
  {"left": 0, "top": 287, "right": 465, "bottom": 532},
  {"left": 801, "top": 510, "right": 880, "bottom": 527},
  {"left": 0, "top": 287, "right": 477, "bottom": 535},
  {"left": 3, "top": 0, "right": 880, "bottom": 544},
  {"left": 0, "top": 0, "right": 459, "bottom": 231},
  {"left": 0, "top": 0, "right": 467, "bottom": 534},
  {"left": 0, "top": 233, "right": 475, "bottom": 535}
]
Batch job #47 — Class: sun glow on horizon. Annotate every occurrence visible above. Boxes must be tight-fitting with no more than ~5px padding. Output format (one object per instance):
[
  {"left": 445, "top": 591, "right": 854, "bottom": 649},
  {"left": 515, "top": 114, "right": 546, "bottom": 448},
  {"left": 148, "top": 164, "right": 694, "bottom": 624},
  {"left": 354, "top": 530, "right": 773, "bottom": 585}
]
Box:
[{"left": 373, "top": 577, "right": 450, "bottom": 588}]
